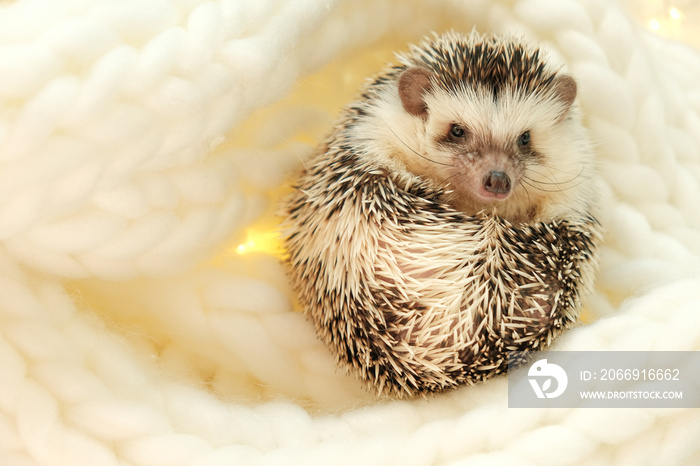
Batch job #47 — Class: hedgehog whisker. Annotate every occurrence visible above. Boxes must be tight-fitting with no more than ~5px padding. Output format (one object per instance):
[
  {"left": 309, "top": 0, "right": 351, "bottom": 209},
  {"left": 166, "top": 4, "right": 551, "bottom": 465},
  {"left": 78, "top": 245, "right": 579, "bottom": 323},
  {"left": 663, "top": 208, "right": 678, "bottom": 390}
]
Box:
[
  {"left": 527, "top": 164, "right": 590, "bottom": 185},
  {"left": 522, "top": 172, "right": 592, "bottom": 193},
  {"left": 521, "top": 177, "right": 561, "bottom": 194},
  {"left": 442, "top": 171, "right": 463, "bottom": 189},
  {"left": 515, "top": 178, "right": 533, "bottom": 207},
  {"left": 521, "top": 176, "right": 589, "bottom": 194},
  {"left": 543, "top": 164, "right": 588, "bottom": 185},
  {"left": 523, "top": 164, "right": 591, "bottom": 191},
  {"left": 522, "top": 174, "right": 567, "bottom": 190},
  {"left": 381, "top": 119, "right": 452, "bottom": 167},
  {"left": 523, "top": 174, "right": 570, "bottom": 186}
]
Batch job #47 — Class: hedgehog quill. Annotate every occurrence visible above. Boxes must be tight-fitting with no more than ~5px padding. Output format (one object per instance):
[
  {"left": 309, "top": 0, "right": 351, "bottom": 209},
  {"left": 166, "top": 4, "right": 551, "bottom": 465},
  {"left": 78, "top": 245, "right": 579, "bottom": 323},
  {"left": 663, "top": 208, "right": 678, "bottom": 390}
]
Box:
[{"left": 283, "top": 31, "right": 601, "bottom": 397}]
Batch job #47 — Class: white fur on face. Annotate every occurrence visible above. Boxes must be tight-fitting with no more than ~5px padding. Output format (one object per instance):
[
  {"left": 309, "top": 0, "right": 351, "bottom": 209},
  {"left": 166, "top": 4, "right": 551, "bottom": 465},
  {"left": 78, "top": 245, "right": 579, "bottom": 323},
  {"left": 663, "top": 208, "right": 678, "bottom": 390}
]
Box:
[
  {"left": 346, "top": 77, "right": 594, "bottom": 223},
  {"left": 392, "top": 83, "right": 592, "bottom": 221}
]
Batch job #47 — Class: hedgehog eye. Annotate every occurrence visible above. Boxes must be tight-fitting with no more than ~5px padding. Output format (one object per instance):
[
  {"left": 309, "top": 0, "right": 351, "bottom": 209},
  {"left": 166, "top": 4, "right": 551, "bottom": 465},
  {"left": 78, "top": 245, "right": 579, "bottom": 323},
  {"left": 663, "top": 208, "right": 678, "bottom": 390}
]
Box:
[
  {"left": 517, "top": 131, "right": 531, "bottom": 147},
  {"left": 449, "top": 124, "right": 467, "bottom": 141}
]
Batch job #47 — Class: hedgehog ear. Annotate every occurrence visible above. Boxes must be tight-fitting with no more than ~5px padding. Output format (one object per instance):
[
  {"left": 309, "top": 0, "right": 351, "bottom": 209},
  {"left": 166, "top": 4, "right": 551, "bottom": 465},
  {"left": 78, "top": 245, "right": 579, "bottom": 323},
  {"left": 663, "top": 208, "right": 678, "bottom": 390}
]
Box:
[
  {"left": 398, "top": 67, "right": 435, "bottom": 117},
  {"left": 552, "top": 74, "right": 577, "bottom": 122}
]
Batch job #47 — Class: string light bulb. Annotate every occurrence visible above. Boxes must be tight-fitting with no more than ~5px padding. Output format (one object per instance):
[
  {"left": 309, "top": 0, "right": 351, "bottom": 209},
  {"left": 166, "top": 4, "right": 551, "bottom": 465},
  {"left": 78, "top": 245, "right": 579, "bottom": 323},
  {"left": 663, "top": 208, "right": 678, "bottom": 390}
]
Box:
[
  {"left": 669, "top": 6, "right": 682, "bottom": 20},
  {"left": 233, "top": 228, "right": 284, "bottom": 257},
  {"left": 640, "top": 2, "right": 686, "bottom": 39}
]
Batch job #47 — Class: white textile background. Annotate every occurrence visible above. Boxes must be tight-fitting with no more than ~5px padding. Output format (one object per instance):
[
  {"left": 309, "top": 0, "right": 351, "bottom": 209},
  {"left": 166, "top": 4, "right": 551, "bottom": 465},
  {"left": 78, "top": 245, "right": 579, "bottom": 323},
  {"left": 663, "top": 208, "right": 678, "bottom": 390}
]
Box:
[{"left": 1, "top": 0, "right": 700, "bottom": 465}]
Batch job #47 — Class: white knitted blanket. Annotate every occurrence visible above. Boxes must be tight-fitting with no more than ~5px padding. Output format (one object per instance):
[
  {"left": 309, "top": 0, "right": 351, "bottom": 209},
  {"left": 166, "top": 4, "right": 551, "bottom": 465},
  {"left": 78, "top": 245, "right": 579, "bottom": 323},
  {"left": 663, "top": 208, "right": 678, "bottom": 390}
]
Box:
[{"left": 2, "top": 0, "right": 700, "bottom": 465}]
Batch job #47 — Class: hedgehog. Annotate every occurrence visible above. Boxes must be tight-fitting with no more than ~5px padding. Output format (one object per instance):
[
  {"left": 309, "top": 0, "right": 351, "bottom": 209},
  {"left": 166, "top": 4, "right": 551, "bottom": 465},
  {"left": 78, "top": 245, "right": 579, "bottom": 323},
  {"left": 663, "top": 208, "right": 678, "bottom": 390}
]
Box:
[{"left": 283, "top": 31, "right": 601, "bottom": 397}]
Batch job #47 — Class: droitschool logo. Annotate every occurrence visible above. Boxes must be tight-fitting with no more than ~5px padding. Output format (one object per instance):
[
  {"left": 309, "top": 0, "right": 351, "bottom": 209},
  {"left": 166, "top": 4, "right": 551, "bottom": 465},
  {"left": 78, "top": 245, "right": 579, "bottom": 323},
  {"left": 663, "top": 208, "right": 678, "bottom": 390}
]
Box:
[{"left": 528, "top": 359, "right": 568, "bottom": 399}]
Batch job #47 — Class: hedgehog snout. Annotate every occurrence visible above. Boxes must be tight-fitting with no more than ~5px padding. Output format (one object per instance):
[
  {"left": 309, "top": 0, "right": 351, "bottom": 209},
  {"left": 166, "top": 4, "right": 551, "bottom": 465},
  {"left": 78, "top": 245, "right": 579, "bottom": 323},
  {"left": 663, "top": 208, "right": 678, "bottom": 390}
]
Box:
[{"left": 482, "top": 170, "right": 511, "bottom": 197}]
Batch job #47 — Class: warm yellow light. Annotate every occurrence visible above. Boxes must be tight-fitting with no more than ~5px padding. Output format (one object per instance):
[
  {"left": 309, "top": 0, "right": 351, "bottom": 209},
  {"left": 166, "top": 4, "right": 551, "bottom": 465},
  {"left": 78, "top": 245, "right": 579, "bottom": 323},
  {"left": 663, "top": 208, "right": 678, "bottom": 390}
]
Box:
[
  {"left": 648, "top": 18, "right": 661, "bottom": 31},
  {"left": 669, "top": 7, "right": 682, "bottom": 20},
  {"left": 233, "top": 228, "right": 284, "bottom": 257}
]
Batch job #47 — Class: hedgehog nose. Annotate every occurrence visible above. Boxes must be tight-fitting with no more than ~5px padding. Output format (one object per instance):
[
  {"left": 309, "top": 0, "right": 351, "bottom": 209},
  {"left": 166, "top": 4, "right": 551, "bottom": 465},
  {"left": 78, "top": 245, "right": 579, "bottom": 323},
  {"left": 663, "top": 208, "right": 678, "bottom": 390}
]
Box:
[{"left": 483, "top": 171, "right": 511, "bottom": 195}]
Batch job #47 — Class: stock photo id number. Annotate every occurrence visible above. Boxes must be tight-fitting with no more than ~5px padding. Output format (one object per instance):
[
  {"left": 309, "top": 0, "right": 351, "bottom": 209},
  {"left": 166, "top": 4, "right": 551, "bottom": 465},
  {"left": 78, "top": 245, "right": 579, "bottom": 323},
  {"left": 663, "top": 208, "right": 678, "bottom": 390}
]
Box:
[{"left": 508, "top": 351, "right": 700, "bottom": 408}]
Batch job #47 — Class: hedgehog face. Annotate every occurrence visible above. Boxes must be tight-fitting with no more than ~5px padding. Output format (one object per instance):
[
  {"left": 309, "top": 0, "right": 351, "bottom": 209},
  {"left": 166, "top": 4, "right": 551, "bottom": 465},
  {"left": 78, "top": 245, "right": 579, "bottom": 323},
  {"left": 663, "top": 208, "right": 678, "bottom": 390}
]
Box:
[{"left": 397, "top": 65, "right": 581, "bottom": 223}]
